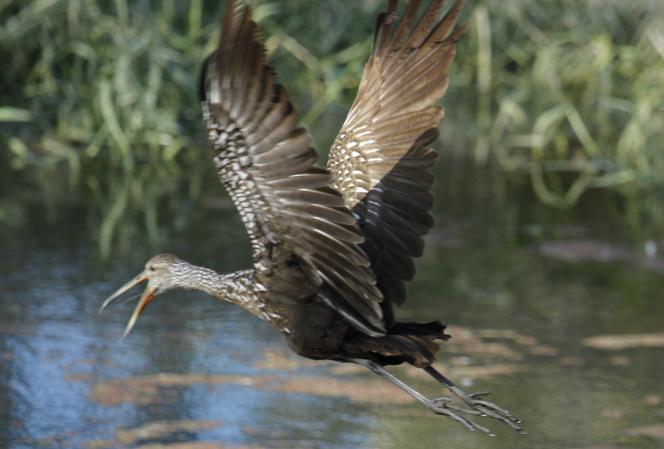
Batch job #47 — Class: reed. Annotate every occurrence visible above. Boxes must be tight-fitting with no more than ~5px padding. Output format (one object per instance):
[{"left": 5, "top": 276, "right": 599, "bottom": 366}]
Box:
[{"left": 2, "top": 0, "right": 663, "bottom": 251}]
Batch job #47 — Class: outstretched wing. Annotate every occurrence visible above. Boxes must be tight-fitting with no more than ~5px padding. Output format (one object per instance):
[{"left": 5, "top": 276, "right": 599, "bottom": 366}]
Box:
[
  {"left": 201, "top": 0, "right": 385, "bottom": 335},
  {"left": 327, "top": 0, "right": 464, "bottom": 325}
]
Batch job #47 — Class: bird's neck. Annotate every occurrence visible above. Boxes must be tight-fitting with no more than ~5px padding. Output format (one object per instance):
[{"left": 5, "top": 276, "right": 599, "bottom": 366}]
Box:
[{"left": 178, "top": 264, "right": 261, "bottom": 312}]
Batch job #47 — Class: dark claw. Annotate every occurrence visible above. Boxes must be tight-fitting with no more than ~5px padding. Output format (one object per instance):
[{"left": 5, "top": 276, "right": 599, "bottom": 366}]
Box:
[{"left": 469, "top": 391, "right": 490, "bottom": 399}]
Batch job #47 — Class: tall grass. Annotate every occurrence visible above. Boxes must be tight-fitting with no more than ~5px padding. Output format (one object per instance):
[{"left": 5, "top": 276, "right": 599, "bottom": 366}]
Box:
[
  {"left": 459, "top": 0, "right": 664, "bottom": 208},
  {"left": 1, "top": 0, "right": 663, "bottom": 252},
  {"left": 458, "top": 0, "right": 664, "bottom": 238},
  {"left": 1, "top": 0, "right": 222, "bottom": 254}
]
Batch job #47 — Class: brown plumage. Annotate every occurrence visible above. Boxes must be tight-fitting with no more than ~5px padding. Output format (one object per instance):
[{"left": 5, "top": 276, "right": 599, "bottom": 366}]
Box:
[
  {"left": 101, "top": 0, "right": 524, "bottom": 435},
  {"left": 328, "top": 0, "right": 464, "bottom": 325}
]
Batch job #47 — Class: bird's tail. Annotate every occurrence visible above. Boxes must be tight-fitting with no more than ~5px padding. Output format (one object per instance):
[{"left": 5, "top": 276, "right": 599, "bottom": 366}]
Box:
[{"left": 344, "top": 320, "right": 450, "bottom": 367}]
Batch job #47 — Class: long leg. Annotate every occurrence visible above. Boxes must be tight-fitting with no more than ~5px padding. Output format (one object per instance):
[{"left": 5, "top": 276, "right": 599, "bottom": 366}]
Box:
[
  {"left": 424, "top": 365, "right": 525, "bottom": 434},
  {"left": 349, "top": 358, "right": 496, "bottom": 435}
]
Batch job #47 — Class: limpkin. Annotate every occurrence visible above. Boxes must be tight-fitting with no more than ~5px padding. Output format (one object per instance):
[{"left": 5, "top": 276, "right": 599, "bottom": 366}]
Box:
[{"left": 101, "top": 0, "right": 524, "bottom": 435}]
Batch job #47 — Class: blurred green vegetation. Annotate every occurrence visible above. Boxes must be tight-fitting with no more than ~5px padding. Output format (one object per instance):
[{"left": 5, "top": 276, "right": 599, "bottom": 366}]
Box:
[{"left": 1, "top": 0, "right": 663, "bottom": 255}]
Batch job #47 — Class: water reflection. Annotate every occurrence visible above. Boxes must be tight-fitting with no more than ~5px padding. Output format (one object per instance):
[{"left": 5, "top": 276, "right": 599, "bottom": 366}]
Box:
[{"left": 1, "top": 165, "right": 664, "bottom": 449}]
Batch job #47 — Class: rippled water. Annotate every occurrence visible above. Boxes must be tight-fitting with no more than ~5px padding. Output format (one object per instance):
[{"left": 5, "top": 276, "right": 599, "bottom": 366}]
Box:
[{"left": 2, "top": 166, "right": 664, "bottom": 449}]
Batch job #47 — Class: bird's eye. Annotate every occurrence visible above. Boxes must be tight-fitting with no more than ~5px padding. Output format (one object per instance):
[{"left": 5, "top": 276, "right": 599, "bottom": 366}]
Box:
[{"left": 148, "top": 266, "right": 156, "bottom": 272}]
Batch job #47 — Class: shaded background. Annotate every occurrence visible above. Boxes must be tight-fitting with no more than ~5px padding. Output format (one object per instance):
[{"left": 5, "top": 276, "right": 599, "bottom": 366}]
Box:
[{"left": 1, "top": 1, "right": 664, "bottom": 448}]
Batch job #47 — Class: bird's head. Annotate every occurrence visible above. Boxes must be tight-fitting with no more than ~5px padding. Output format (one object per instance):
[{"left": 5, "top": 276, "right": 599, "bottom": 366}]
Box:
[{"left": 100, "top": 253, "right": 188, "bottom": 338}]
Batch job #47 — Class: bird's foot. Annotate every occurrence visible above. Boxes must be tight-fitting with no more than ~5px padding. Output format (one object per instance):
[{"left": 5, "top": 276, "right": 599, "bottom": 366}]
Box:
[
  {"left": 441, "top": 390, "right": 525, "bottom": 434},
  {"left": 427, "top": 396, "right": 496, "bottom": 435},
  {"left": 422, "top": 366, "right": 525, "bottom": 435}
]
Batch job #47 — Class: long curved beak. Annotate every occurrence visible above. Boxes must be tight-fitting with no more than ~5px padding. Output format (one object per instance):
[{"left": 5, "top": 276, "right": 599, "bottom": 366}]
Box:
[
  {"left": 99, "top": 271, "right": 156, "bottom": 340},
  {"left": 100, "top": 272, "right": 148, "bottom": 313}
]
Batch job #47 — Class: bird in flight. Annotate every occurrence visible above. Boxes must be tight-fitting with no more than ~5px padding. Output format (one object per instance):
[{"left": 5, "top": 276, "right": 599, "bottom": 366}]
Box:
[{"left": 101, "top": 0, "right": 524, "bottom": 435}]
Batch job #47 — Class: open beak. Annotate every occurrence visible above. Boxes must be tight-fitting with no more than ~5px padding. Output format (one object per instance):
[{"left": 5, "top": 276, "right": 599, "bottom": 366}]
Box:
[{"left": 99, "top": 272, "right": 156, "bottom": 339}]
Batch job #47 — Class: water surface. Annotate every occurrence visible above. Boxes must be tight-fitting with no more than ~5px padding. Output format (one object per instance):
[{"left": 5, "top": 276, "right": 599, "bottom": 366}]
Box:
[{"left": 1, "top": 163, "right": 663, "bottom": 449}]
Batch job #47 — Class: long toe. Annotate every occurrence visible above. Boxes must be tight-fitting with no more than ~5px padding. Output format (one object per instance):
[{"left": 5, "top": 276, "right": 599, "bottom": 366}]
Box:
[
  {"left": 460, "top": 394, "right": 525, "bottom": 434},
  {"left": 427, "top": 400, "right": 495, "bottom": 436}
]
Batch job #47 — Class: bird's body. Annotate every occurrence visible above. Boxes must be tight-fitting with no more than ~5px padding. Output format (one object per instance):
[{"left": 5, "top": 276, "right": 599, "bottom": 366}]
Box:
[
  {"left": 147, "top": 252, "right": 445, "bottom": 367},
  {"left": 102, "top": 0, "right": 524, "bottom": 435}
]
